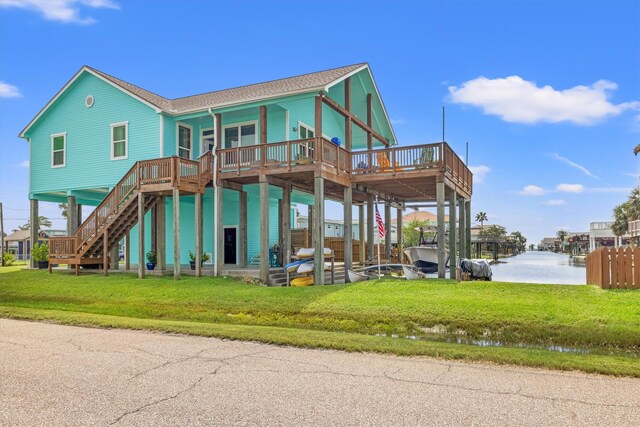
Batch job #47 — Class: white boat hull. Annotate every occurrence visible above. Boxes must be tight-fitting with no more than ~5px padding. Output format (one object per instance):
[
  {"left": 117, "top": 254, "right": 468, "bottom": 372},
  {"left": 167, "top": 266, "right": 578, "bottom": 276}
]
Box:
[
  {"left": 402, "top": 265, "right": 428, "bottom": 280},
  {"left": 403, "top": 246, "right": 449, "bottom": 273},
  {"left": 347, "top": 270, "right": 370, "bottom": 283}
]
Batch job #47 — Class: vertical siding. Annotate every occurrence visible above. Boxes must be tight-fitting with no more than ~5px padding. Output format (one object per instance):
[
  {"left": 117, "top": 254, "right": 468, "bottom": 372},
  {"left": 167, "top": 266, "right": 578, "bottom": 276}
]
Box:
[{"left": 28, "top": 72, "right": 160, "bottom": 196}]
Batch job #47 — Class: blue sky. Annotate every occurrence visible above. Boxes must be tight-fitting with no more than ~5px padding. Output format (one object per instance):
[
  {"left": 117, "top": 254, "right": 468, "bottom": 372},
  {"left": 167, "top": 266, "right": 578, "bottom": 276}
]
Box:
[{"left": 0, "top": 0, "right": 639, "bottom": 244}]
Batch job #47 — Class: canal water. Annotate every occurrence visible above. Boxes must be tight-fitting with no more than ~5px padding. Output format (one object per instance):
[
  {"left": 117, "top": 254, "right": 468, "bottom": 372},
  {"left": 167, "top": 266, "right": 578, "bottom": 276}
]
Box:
[{"left": 490, "top": 251, "right": 586, "bottom": 285}]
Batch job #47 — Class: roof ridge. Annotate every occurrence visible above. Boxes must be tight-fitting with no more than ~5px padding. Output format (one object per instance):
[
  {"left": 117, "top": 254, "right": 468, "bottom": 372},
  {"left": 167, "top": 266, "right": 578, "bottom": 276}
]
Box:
[{"left": 85, "top": 66, "right": 171, "bottom": 108}]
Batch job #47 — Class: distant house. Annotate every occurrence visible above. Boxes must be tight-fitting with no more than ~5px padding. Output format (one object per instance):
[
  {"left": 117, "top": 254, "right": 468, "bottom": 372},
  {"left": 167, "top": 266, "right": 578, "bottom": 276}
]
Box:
[
  {"left": 589, "top": 222, "right": 630, "bottom": 251},
  {"left": 538, "top": 237, "right": 558, "bottom": 251},
  {"left": 3, "top": 229, "right": 61, "bottom": 260}
]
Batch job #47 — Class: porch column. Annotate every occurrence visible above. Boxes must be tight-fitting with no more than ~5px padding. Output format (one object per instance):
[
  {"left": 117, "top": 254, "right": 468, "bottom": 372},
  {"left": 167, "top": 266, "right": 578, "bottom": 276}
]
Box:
[
  {"left": 138, "top": 193, "right": 145, "bottom": 279},
  {"left": 110, "top": 245, "right": 119, "bottom": 271},
  {"left": 465, "top": 200, "right": 471, "bottom": 258},
  {"left": 103, "top": 227, "right": 109, "bottom": 276},
  {"left": 215, "top": 186, "right": 224, "bottom": 276},
  {"left": 156, "top": 196, "right": 166, "bottom": 271},
  {"left": 458, "top": 198, "right": 466, "bottom": 262},
  {"left": 151, "top": 202, "right": 157, "bottom": 259},
  {"left": 448, "top": 190, "right": 457, "bottom": 279},
  {"left": 308, "top": 206, "right": 314, "bottom": 246},
  {"left": 259, "top": 179, "right": 270, "bottom": 285},
  {"left": 384, "top": 202, "right": 391, "bottom": 259},
  {"left": 239, "top": 190, "right": 248, "bottom": 267},
  {"left": 314, "top": 176, "right": 325, "bottom": 285},
  {"left": 260, "top": 105, "right": 267, "bottom": 168},
  {"left": 282, "top": 183, "right": 292, "bottom": 267},
  {"left": 77, "top": 204, "right": 82, "bottom": 229},
  {"left": 125, "top": 231, "right": 130, "bottom": 271},
  {"left": 358, "top": 204, "right": 365, "bottom": 264},
  {"left": 366, "top": 195, "right": 374, "bottom": 261},
  {"left": 343, "top": 186, "right": 353, "bottom": 275},
  {"left": 436, "top": 182, "right": 446, "bottom": 278},
  {"left": 67, "top": 196, "right": 78, "bottom": 236},
  {"left": 173, "top": 188, "right": 181, "bottom": 279},
  {"left": 29, "top": 199, "right": 38, "bottom": 268},
  {"left": 397, "top": 206, "right": 403, "bottom": 262},
  {"left": 195, "top": 192, "right": 203, "bottom": 277},
  {"left": 278, "top": 200, "right": 284, "bottom": 266}
]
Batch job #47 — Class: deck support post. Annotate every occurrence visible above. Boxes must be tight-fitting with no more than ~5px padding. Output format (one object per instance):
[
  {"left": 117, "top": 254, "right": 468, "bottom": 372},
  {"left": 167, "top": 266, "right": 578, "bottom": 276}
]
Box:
[
  {"left": 138, "top": 193, "right": 145, "bottom": 279},
  {"left": 259, "top": 179, "right": 270, "bottom": 285},
  {"left": 343, "top": 186, "right": 353, "bottom": 276},
  {"left": 239, "top": 190, "right": 247, "bottom": 267},
  {"left": 458, "top": 198, "right": 466, "bottom": 264},
  {"left": 173, "top": 188, "right": 180, "bottom": 280},
  {"left": 449, "top": 190, "right": 458, "bottom": 279},
  {"left": 282, "top": 183, "right": 292, "bottom": 267},
  {"left": 397, "top": 206, "right": 403, "bottom": 262},
  {"left": 314, "top": 176, "right": 325, "bottom": 285},
  {"left": 195, "top": 192, "right": 203, "bottom": 277},
  {"left": 366, "top": 195, "right": 374, "bottom": 261},
  {"left": 436, "top": 182, "right": 446, "bottom": 278},
  {"left": 384, "top": 202, "right": 391, "bottom": 259},
  {"left": 67, "top": 196, "right": 78, "bottom": 236},
  {"left": 125, "top": 232, "right": 130, "bottom": 271},
  {"left": 103, "top": 227, "right": 109, "bottom": 276},
  {"left": 77, "top": 204, "right": 82, "bottom": 229},
  {"left": 358, "top": 204, "right": 365, "bottom": 264},
  {"left": 465, "top": 200, "right": 471, "bottom": 258},
  {"left": 156, "top": 196, "right": 166, "bottom": 271},
  {"left": 29, "top": 199, "right": 38, "bottom": 268},
  {"left": 215, "top": 186, "right": 224, "bottom": 276},
  {"left": 308, "top": 206, "right": 314, "bottom": 245},
  {"left": 110, "top": 245, "right": 119, "bottom": 271},
  {"left": 151, "top": 203, "right": 157, "bottom": 258}
]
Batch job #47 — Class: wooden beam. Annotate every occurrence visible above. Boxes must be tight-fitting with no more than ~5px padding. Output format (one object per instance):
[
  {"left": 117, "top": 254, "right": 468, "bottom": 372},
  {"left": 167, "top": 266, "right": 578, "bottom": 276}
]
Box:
[
  {"left": 110, "top": 245, "right": 119, "bottom": 271},
  {"left": 259, "top": 180, "right": 270, "bottom": 285},
  {"left": 138, "top": 193, "right": 145, "bottom": 279},
  {"left": 397, "top": 206, "right": 403, "bottom": 261},
  {"left": 195, "top": 192, "right": 202, "bottom": 277},
  {"left": 308, "top": 206, "right": 314, "bottom": 245},
  {"left": 359, "top": 204, "right": 365, "bottom": 264},
  {"left": 344, "top": 185, "right": 353, "bottom": 275},
  {"left": 173, "top": 188, "right": 180, "bottom": 280},
  {"left": 239, "top": 190, "right": 247, "bottom": 268},
  {"left": 215, "top": 186, "right": 224, "bottom": 275},
  {"left": 29, "top": 199, "right": 38, "bottom": 269},
  {"left": 345, "top": 78, "right": 352, "bottom": 152},
  {"left": 151, "top": 203, "right": 157, "bottom": 258},
  {"left": 367, "top": 195, "right": 374, "bottom": 260},
  {"left": 67, "top": 196, "right": 78, "bottom": 236},
  {"left": 314, "top": 177, "right": 325, "bottom": 285},
  {"left": 367, "top": 93, "right": 373, "bottom": 150},
  {"left": 282, "top": 183, "right": 292, "bottom": 268},
  {"left": 436, "top": 183, "right": 445, "bottom": 278},
  {"left": 125, "top": 231, "right": 130, "bottom": 271},
  {"left": 449, "top": 190, "right": 457, "bottom": 279},
  {"left": 215, "top": 113, "right": 222, "bottom": 150},
  {"left": 344, "top": 77, "right": 351, "bottom": 111},
  {"left": 103, "top": 227, "right": 109, "bottom": 277},
  {"left": 157, "top": 196, "right": 166, "bottom": 271},
  {"left": 458, "top": 198, "right": 466, "bottom": 264},
  {"left": 315, "top": 95, "right": 323, "bottom": 139},
  {"left": 465, "top": 200, "right": 471, "bottom": 259},
  {"left": 322, "top": 95, "right": 388, "bottom": 146},
  {"left": 384, "top": 202, "right": 391, "bottom": 259},
  {"left": 220, "top": 179, "right": 244, "bottom": 192}
]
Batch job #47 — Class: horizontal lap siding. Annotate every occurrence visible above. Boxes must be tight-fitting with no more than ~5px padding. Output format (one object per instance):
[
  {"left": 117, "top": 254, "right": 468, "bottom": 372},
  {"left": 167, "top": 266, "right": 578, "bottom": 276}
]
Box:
[{"left": 29, "top": 72, "right": 160, "bottom": 197}]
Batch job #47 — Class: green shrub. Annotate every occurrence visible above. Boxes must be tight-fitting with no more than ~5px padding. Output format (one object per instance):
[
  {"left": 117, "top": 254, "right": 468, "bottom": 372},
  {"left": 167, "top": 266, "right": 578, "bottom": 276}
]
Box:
[
  {"left": 2, "top": 252, "right": 15, "bottom": 266},
  {"left": 31, "top": 242, "right": 49, "bottom": 262}
]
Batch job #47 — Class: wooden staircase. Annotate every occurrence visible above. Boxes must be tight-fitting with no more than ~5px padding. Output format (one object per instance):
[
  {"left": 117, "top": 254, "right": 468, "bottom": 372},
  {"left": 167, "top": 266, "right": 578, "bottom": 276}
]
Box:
[{"left": 49, "top": 154, "right": 213, "bottom": 274}]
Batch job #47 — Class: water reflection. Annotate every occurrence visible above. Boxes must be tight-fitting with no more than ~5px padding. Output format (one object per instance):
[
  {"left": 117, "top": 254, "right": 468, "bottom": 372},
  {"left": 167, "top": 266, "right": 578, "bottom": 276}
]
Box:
[{"left": 490, "top": 251, "right": 586, "bottom": 285}]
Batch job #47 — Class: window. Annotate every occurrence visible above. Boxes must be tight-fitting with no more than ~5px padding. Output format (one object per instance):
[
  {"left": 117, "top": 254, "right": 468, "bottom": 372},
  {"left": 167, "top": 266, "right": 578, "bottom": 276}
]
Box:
[
  {"left": 51, "top": 133, "right": 66, "bottom": 168},
  {"left": 223, "top": 122, "right": 257, "bottom": 148},
  {"left": 201, "top": 128, "right": 215, "bottom": 153},
  {"left": 298, "top": 122, "right": 314, "bottom": 139},
  {"left": 177, "top": 124, "right": 192, "bottom": 159},
  {"left": 111, "top": 122, "right": 128, "bottom": 160}
]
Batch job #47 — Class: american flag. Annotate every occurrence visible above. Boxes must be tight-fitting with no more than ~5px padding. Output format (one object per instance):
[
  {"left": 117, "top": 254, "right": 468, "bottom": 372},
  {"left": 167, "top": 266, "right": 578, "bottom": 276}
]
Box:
[{"left": 375, "top": 204, "right": 386, "bottom": 239}]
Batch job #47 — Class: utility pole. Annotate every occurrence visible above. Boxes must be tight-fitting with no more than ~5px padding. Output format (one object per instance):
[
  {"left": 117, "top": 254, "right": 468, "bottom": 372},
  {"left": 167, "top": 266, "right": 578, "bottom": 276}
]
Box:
[{"left": 0, "top": 202, "right": 5, "bottom": 267}]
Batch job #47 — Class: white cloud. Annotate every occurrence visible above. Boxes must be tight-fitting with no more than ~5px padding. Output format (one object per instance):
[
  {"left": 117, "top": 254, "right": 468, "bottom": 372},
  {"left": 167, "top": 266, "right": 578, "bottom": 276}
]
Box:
[
  {"left": 18, "top": 160, "right": 29, "bottom": 168},
  {"left": 0, "top": 81, "right": 21, "bottom": 98},
  {"left": 544, "top": 199, "right": 567, "bottom": 206},
  {"left": 469, "top": 165, "right": 490, "bottom": 183},
  {"left": 448, "top": 76, "right": 639, "bottom": 125},
  {"left": 556, "top": 183, "right": 584, "bottom": 193},
  {"left": 550, "top": 153, "right": 598, "bottom": 178},
  {"left": 0, "top": 0, "right": 119, "bottom": 24},
  {"left": 390, "top": 118, "right": 406, "bottom": 125},
  {"left": 519, "top": 185, "right": 546, "bottom": 196}
]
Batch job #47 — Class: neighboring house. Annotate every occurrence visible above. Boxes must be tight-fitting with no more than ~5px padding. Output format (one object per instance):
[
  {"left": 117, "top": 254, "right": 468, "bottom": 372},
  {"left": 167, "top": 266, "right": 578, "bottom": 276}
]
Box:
[
  {"left": 3, "top": 229, "right": 61, "bottom": 260},
  {"left": 22, "top": 63, "right": 472, "bottom": 283},
  {"left": 589, "top": 222, "right": 630, "bottom": 251},
  {"left": 538, "top": 238, "right": 557, "bottom": 251},
  {"left": 567, "top": 232, "right": 590, "bottom": 255}
]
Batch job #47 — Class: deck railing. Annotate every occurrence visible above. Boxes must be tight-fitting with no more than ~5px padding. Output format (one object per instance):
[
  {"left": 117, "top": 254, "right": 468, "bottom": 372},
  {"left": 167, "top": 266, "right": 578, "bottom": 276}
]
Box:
[
  {"left": 351, "top": 143, "right": 441, "bottom": 174},
  {"left": 50, "top": 156, "right": 203, "bottom": 260}
]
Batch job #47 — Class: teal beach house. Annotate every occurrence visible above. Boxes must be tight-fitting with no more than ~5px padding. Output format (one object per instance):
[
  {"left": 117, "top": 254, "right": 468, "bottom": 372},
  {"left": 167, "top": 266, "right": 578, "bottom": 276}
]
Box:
[{"left": 21, "top": 63, "right": 473, "bottom": 285}]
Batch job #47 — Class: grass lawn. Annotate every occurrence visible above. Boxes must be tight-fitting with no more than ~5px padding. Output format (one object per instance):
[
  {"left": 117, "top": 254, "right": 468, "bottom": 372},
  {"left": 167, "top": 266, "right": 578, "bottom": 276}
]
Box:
[{"left": 1, "top": 266, "right": 639, "bottom": 377}]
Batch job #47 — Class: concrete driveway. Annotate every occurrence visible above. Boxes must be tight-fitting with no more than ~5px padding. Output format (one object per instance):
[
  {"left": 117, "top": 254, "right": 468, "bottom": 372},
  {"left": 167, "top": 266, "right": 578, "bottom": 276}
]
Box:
[{"left": 0, "top": 318, "right": 638, "bottom": 426}]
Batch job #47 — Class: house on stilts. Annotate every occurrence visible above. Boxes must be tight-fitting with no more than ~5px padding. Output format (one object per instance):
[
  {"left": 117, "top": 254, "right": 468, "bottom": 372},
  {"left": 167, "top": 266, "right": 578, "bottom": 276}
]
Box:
[{"left": 20, "top": 63, "right": 473, "bottom": 284}]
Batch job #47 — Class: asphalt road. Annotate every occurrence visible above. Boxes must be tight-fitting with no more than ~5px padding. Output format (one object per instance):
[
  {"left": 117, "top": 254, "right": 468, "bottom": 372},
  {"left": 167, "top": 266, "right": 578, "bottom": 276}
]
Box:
[{"left": 1, "top": 319, "right": 639, "bottom": 426}]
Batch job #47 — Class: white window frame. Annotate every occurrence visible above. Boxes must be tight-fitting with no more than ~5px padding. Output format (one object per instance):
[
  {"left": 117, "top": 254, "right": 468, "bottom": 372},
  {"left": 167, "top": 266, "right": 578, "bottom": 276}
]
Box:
[
  {"left": 51, "top": 132, "right": 67, "bottom": 168},
  {"left": 222, "top": 120, "right": 258, "bottom": 148},
  {"left": 200, "top": 127, "right": 215, "bottom": 155},
  {"left": 176, "top": 122, "right": 193, "bottom": 160},
  {"left": 297, "top": 121, "right": 315, "bottom": 139},
  {"left": 110, "top": 121, "right": 129, "bottom": 160}
]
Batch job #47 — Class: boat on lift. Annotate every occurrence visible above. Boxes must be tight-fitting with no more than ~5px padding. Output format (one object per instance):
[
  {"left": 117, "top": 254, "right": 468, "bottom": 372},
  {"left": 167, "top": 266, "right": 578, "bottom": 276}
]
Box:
[{"left": 403, "top": 226, "right": 449, "bottom": 274}]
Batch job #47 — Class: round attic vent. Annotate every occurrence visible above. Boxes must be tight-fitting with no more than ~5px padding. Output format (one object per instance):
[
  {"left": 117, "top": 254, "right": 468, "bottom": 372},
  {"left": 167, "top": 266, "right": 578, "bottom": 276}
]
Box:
[{"left": 85, "top": 95, "right": 94, "bottom": 108}]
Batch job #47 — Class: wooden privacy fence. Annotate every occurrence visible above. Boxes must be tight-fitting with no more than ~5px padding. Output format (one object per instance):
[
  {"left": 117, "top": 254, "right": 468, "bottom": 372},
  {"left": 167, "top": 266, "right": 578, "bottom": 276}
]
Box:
[
  {"left": 586, "top": 247, "right": 640, "bottom": 289},
  {"left": 290, "top": 229, "right": 362, "bottom": 262}
]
